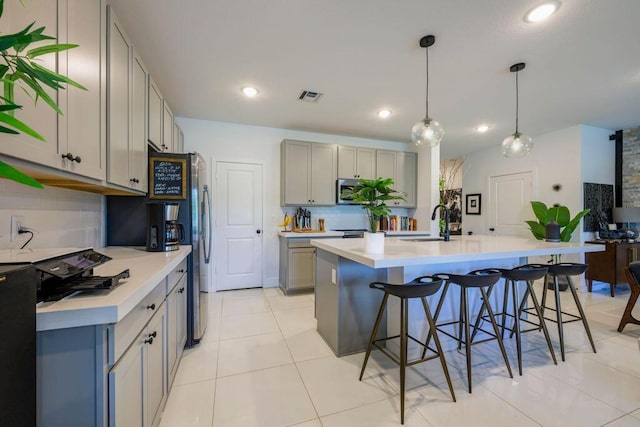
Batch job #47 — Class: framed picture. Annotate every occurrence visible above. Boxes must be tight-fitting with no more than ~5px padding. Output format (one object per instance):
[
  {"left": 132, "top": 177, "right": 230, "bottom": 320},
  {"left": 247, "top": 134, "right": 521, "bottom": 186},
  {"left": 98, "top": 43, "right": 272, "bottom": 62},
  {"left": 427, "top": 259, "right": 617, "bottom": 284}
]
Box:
[{"left": 466, "top": 193, "right": 481, "bottom": 215}]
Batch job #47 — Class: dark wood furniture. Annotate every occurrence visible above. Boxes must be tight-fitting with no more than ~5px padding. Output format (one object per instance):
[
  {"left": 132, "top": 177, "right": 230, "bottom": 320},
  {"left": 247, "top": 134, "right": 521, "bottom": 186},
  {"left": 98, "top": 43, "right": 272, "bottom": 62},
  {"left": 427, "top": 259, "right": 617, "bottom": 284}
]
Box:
[
  {"left": 619, "top": 267, "right": 640, "bottom": 332},
  {"left": 585, "top": 240, "right": 640, "bottom": 297}
]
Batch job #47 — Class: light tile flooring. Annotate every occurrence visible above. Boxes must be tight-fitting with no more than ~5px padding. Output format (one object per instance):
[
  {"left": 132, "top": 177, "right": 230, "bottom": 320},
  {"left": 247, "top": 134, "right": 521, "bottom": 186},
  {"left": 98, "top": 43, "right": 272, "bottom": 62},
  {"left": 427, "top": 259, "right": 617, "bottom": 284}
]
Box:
[{"left": 159, "top": 284, "right": 640, "bottom": 427}]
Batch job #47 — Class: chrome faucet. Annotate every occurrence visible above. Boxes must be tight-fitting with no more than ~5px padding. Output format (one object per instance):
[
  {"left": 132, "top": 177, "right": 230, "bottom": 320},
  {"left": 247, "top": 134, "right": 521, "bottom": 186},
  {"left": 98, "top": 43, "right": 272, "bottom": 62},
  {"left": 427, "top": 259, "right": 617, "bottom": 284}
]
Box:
[{"left": 431, "top": 204, "right": 450, "bottom": 242}]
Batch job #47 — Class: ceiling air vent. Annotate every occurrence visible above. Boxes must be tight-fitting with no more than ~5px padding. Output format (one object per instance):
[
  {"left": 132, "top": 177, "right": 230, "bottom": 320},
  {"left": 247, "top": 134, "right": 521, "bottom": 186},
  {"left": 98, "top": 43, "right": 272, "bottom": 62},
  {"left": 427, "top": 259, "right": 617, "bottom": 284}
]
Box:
[{"left": 298, "top": 90, "right": 323, "bottom": 103}]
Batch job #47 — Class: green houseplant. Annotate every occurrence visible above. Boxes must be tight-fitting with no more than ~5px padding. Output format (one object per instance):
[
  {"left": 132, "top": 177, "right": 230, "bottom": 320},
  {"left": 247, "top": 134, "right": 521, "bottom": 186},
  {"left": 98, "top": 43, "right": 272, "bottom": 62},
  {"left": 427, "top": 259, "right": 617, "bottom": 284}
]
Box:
[
  {"left": 525, "top": 201, "right": 590, "bottom": 242},
  {"left": 525, "top": 201, "right": 590, "bottom": 290},
  {"left": 340, "top": 177, "right": 406, "bottom": 233},
  {"left": 0, "top": 0, "right": 85, "bottom": 188}
]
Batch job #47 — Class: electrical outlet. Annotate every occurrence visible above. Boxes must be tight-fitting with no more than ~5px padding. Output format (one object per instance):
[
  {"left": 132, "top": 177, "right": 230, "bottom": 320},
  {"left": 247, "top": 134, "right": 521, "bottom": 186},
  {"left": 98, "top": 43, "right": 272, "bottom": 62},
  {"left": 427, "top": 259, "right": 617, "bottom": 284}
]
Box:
[{"left": 10, "top": 215, "right": 25, "bottom": 242}]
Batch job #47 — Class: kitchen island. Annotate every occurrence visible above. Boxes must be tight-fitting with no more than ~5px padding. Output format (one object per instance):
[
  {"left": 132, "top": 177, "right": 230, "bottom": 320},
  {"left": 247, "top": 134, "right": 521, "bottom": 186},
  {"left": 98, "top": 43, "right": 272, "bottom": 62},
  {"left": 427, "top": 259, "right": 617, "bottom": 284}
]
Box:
[{"left": 310, "top": 235, "right": 604, "bottom": 356}]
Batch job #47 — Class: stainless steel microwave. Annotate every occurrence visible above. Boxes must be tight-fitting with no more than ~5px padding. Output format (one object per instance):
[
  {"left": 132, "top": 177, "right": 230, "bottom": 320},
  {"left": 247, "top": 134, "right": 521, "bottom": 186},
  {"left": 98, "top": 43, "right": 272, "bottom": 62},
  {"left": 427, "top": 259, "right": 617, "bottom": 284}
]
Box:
[{"left": 336, "top": 178, "right": 361, "bottom": 204}]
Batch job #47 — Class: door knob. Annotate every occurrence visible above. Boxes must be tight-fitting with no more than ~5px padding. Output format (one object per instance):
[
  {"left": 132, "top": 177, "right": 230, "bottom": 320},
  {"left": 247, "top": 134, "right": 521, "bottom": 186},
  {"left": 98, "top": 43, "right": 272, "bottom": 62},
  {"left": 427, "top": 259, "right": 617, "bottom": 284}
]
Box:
[
  {"left": 256, "top": 229, "right": 261, "bottom": 234},
  {"left": 489, "top": 227, "right": 495, "bottom": 232}
]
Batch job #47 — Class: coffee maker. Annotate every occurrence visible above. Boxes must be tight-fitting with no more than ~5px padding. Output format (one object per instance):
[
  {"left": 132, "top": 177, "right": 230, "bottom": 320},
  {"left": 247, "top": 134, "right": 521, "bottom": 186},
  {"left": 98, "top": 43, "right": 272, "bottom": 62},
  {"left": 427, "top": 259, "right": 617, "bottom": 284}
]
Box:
[{"left": 146, "top": 202, "right": 184, "bottom": 252}]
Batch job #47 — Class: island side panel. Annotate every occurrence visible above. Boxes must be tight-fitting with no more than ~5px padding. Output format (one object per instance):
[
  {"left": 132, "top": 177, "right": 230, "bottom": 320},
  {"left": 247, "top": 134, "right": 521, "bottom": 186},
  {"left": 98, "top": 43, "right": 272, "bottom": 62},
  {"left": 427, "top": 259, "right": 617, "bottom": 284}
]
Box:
[{"left": 316, "top": 248, "right": 386, "bottom": 356}]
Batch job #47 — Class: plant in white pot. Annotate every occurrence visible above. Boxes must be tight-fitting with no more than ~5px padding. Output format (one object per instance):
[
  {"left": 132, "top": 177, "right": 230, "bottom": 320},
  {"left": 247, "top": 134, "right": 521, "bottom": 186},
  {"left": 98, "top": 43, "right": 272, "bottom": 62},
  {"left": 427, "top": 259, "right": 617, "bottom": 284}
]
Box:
[{"left": 340, "top": 177, "right": 406, "bottom": 253}]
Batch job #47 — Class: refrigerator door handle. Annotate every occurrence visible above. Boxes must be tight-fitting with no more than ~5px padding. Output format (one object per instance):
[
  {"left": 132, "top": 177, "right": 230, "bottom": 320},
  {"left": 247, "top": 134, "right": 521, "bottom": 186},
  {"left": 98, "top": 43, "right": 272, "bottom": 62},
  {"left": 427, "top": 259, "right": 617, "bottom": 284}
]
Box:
[{"left": 202, "top": 184, "right": 212, "bottom": 264}]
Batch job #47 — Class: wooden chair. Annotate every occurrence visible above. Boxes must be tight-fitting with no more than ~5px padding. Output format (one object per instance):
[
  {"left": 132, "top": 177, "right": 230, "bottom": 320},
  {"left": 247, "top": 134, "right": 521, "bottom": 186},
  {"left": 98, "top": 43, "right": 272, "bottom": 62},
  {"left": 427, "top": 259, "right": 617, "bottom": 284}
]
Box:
[{"left": 618, "top": 262, "right": 640, "bottom": 332}]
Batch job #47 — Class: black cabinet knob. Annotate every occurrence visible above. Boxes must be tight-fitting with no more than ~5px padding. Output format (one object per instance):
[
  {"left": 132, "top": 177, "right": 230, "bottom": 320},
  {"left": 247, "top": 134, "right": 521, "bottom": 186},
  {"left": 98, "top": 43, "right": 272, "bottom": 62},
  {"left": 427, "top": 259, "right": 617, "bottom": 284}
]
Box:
[
  {"left": 256, "top": 229, "right": 261, "bottom": 234},
  {"left": 178, "top": 287, "right": 185, "bottom": 294},
  {"left": 146, "top": 303, "right": 156, "bottom": 310},
  {"left": 149, "top": 331, "right": 157, "bottom": 339},
  {"left": 177, "top": 269, "right": 185, "bottom": 273},
  {"left": 144, "top": 336, "right": 154, "bottom": 345},
  {"left": 489, "top": 227, "right": 495, "bottom": 232}
]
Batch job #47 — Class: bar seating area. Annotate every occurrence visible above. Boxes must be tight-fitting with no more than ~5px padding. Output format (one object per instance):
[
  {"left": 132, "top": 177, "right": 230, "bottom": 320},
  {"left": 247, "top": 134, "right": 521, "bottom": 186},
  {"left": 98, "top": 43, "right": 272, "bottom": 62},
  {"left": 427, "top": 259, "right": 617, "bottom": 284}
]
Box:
[{"left": 358, "top": 262, "right": 605, "bottom": 421}]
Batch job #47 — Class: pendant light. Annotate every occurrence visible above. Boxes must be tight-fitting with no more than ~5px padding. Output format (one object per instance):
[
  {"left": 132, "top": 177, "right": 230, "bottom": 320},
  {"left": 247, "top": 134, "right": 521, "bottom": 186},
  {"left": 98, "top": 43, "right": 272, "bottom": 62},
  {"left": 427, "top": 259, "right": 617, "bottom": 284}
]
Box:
[
  {"left": 502, "top": 62, "right": 533, "bottom": 158},
  {"left": 411, "top": 35, "right": 444, "bottom": 148}
]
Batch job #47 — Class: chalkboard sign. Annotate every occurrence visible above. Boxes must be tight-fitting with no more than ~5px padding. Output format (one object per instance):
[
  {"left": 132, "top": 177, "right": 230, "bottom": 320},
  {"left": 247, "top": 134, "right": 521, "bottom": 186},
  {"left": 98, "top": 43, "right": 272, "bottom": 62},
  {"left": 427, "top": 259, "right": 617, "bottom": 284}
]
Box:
[{"left": 149, "top": 156, "right": 187, "bottom": 199}]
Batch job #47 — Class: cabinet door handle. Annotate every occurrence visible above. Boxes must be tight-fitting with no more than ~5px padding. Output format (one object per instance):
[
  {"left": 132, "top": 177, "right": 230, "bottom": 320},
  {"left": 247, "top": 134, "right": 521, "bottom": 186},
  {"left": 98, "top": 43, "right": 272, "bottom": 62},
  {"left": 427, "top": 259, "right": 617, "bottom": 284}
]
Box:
[
  {"left": 144, "top": 336, "right": 154, "bottom": 345},
  {"left": 146, "top": 303, "right": 156, "bottom": 310},
  {"left": 178, "top": 287, "right": 185, "bottom": 294},
  {"left": 61, "top": 153, "right": 81, "bottom": 163},
  {"left": 149, "top": 331, "right": 157, "bottom": 339},
  {"left": 177, "top": 269, "right": 185, "bottom": 273}
]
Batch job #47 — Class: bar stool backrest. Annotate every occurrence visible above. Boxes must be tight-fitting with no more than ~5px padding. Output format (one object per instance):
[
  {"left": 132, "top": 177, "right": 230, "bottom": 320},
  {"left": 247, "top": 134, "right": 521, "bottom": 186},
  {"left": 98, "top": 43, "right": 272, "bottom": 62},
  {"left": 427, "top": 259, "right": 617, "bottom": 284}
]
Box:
[{"left": 369, "top": 275, "right": 443, "bottom": 299}]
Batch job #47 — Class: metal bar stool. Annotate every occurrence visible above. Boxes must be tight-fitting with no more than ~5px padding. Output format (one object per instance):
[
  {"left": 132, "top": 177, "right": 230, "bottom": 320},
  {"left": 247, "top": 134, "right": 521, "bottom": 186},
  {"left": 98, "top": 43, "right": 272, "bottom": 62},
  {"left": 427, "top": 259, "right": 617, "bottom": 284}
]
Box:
[
  {"left": 471, "top": 264, "right": 557, "bottom": 375},
  {"left": 430, "top": 270, "right": 513, "bottom": 393},
  {"left": 529, "top": 262, "right": 597, "bottom": 361},
  {"left": 359, "top": 275, "right": 456, "bottom": 425}
]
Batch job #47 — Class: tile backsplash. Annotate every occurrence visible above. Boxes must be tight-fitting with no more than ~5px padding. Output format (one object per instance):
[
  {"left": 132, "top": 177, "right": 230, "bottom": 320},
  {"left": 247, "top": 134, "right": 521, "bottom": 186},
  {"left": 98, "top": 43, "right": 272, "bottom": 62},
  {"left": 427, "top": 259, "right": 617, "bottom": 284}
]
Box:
[{"left": 0, "top": 179, "right": 104, "bottom": 249}]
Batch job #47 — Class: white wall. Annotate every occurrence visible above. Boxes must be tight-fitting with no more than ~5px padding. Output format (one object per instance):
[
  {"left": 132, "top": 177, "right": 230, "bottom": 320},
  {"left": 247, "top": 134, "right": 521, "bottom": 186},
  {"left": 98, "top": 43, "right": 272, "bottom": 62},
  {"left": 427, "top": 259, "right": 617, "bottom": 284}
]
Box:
[
  {"left": 463, "top": 125, "right": 584, "bottom": 238},
  {"left": 177, "top": 118, "right": 419, "bottom": 288},
  {"left": 0, "top": 180, "right": 104, "bottom": 249}
]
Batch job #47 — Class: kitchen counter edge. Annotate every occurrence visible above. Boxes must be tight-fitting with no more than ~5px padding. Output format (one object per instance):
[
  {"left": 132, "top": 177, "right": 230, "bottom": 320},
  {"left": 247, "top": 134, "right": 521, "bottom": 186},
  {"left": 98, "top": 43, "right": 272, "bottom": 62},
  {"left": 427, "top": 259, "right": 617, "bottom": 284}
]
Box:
[{"left": 36, "top": 246, "right": 191, "bottom": 331}]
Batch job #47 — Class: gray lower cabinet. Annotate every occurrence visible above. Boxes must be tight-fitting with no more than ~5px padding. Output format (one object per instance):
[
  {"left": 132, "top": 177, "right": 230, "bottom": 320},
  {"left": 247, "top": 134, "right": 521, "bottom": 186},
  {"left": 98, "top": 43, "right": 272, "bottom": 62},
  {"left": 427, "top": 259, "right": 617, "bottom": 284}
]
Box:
[
  {"left": 279, "top": 237, "right": 316, "bottom": 294},
  {"left": 36, "top": 258, "right": 187, "bottom": 427},
  {"left": 167, "top": 274, "right": 187, "bottom": 386},
  {"left": 109, "top": 303, "right": 165, "bottom": 427}
]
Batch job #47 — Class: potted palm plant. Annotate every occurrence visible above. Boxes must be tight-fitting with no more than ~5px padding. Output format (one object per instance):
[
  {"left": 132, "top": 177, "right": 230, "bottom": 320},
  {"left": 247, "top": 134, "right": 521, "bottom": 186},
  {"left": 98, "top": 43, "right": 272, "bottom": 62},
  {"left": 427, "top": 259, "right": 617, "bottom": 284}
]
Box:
[{"left": 340, "top": 177, "right": 405, "bottom": 253}]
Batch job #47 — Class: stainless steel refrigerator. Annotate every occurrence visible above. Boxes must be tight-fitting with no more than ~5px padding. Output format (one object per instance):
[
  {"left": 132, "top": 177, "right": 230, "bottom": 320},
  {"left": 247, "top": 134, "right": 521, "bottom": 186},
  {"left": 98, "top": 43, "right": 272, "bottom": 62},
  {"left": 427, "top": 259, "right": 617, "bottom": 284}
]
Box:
[{"left": 106, "top": 151, "right": 212, "bottom": 347}]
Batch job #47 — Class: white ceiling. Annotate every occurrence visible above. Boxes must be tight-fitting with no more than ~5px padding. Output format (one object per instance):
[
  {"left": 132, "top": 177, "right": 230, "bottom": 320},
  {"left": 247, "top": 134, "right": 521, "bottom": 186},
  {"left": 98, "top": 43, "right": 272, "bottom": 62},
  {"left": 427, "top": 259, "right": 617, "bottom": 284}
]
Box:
[{"left": 107, "top": 0, "right": 640, "bottom": 158}]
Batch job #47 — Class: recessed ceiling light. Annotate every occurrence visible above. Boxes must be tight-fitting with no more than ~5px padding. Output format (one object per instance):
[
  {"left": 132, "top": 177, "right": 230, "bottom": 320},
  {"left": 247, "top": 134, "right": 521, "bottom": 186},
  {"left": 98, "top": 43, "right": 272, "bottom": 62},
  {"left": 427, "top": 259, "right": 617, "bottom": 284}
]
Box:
[
  {"left": 241, "top": 86, "right": 258, "bottom": 97},
  {"left": 476, "top": 124, "right": 490, "bottom": 133},
  {"left": 377, "top": 110, "right": 392, "bottom": 119},
  {"left": 525, "top": 1, "right": 560, "bottom": 23}
]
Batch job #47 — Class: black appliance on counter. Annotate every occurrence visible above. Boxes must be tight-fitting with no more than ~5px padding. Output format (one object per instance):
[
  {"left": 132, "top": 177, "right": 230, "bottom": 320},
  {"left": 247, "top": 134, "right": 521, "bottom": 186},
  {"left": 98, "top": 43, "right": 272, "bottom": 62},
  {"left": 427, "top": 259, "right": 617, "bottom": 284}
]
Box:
[
  {"left": 146, "top": 202, "right": 184, "bottom": 252},
  {"left": 0, "top": 263, "right": 36, "bottom": 426},
  {"left": 33, "top": 249, "right": 128, "bottom": 303},
  {"left": 106, "top": 152, "right": 211, "bottom": 347}
]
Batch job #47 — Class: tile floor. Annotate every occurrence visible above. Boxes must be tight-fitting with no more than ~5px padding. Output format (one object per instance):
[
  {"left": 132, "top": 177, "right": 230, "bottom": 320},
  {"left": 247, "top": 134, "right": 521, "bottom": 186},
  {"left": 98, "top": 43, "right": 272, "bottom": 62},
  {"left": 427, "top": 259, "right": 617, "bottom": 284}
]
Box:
[{"left": 158, "top": 283, "right": 640, "bottom": 427}]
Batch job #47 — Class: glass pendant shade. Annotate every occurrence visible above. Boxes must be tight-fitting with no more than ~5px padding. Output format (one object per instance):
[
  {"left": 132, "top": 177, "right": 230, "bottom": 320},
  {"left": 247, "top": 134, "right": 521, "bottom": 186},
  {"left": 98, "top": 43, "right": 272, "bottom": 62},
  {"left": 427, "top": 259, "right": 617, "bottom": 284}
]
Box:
[
  {"left": 501, "top": 132, "right": 533, "bottom": 158},
  {"left": 411, "top": 118, "right": 444, "bottom": 148}
]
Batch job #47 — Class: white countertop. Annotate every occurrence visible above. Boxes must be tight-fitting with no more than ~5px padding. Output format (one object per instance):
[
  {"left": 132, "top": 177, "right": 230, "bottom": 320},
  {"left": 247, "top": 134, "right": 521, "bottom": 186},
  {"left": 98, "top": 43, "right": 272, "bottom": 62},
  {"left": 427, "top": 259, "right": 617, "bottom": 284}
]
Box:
[
  {"left": 35, "top": 246, "right": 191, "bottom": 331},
  {"left": 278, "top": 230, "right": 431, "bottom": 239},
  {"left": 279, "top": 231, "right": 344, "bottom": 238},
  {"left": 310, "top": 235, "right": 605, "bottom": 269}
]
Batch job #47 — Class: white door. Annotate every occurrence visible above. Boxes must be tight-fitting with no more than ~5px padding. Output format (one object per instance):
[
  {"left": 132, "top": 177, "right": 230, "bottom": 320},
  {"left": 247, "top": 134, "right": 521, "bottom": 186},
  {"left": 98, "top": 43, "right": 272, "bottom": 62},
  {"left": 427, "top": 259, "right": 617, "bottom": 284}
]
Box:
[
  {"left": 215, "top": 162, "right": 263, "bottom": 290},
  {"left": 489, "top": 171, "right": 533, "bottom": 237}
]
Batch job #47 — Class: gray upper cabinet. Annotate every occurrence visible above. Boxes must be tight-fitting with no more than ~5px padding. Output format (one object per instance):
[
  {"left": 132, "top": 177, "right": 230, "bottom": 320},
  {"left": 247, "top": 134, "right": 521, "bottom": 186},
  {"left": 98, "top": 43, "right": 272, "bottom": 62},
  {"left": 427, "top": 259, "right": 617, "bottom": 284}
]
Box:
[
  {"left": 58, "top": 0, "right": 106, "bottom": 180},
  {"left": 281, "top": 140, "right": 337, "bottom": 206},
  {"left": 106, "top": 10, "right": 130, "bottom": 188},
  {"left": 337, "top": 146, "right": 376, "bottom": 179},
  {"left": 106, "top": 8, "right": 147, "bottom": 193},
  {"left": 1, "top": 0, "right": 105, "bottom": 180},
  {"left": 376, "top": 150, "right": 417, "bottom": 208},
  {"left": 130, "top": 50, "right": 148, "bottom": 190},
  {"left": 162, "top": 101, "right": 174, "bottom": 152},
  {"left": 148, "top": 78, "right": 163, "bottom": 150}
]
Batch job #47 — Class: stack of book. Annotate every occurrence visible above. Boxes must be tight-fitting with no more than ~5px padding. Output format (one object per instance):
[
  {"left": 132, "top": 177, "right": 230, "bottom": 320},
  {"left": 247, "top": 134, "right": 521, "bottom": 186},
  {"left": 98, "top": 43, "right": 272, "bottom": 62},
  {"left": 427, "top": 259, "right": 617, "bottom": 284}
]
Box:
[{"left": 378, "top": 216, "right": 417, "bottom": 231}]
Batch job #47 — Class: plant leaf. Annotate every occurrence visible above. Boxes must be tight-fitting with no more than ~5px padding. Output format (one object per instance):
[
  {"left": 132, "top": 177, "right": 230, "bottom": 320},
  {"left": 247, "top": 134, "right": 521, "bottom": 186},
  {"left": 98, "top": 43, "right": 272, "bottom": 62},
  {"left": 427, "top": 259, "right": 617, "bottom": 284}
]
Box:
[
  {"left": 15, "top": 73, "right": 62, "bottom": 113},
  {"left": 0, "top": 124, "right": 19, "bottom": 134},
  {"left": 26, "top": 43, "right": 78, "bottom": 58},
  {"left": 0, "top": 0, "right": 4, "bottom": 19},
  {"left": 0, "top": 160, "right": 44, "bottom": 188},
  {"left": 525, "top": 220, "right": 546, "bottom": 240},
  {"left": 0, "top": 111, "right": 45, "bottom": 140},
  {"left": 31, "top": 62, "right": 86, "bottom": 90},
  {"left": 530, "top": 201, "right": 548, "bottom": 223},
  {"left": 560, "top": 208, "right": 590, "bottom": 242}
]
